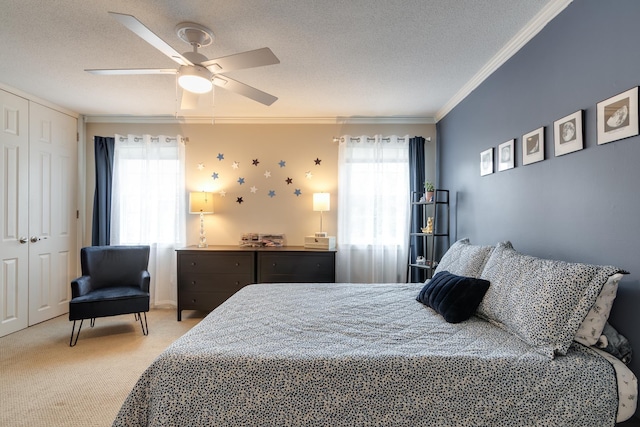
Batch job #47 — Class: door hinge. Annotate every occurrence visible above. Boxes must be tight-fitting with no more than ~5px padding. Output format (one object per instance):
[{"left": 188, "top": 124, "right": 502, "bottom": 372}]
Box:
[
  {"left": 77, "top": 132, "right": 80, "bottom": 142},
  {"left": 76, "top": 210, "right": 79, "bottom": 219}
]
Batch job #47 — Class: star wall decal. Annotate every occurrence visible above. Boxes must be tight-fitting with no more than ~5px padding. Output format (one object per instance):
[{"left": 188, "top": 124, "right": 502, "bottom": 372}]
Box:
[
  {"left": 237, "top": 177, "right": 245, "bottom": 185},
  {"left": 285, "top": 177, "right": 293, "bottom": 185},
  {"left": 314, "top": 158, "right": 321, "bottom": 165},
  {"left": 232, "top": 161, "right": 239, "bottom": 169},
  {"left": 305, "top": 171, "right": 313, "bottom": 179},
  {"left": 268, "top": 190, "right": 276, "bottom": 198},
  {"left": 264, "top": 170, "right": 272, "bottom": 178},
  {"left": 217, "top": 153, "right": 224, "bottom": 161},
  {"left": 250, "top": 186, "right": 258, "bottom": 193},
  {"left": 252, "top": 159, "right": 260, "bottom": 166},
  {"left": 236, "top": 197, "right": 243, "bottom": 204},
  {"left": 211, "top": 172, "right": 219, "bottom": 180},
  {"left": 219, "top": 190, "right": 227, "bottom": 197},
  {"left": 278, "top": 160, "right": 286, "bottom": 168},
  {"left": 197, "top": 163, "right": 205, "bottom": 170},
  {"left": 294, "top": 189, "right": 302, "bottom": 196}
]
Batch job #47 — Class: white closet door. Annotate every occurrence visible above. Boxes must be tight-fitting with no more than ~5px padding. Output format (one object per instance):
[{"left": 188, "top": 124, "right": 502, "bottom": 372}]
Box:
[
  {"left": 28, "top": 102, "right": 77, "bottom": 326},
  {"left": 0, "top": 90, "right": 29, "bottom": 337}
]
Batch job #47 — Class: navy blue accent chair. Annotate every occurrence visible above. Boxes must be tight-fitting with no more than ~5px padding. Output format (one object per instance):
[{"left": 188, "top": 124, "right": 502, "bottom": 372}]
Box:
[{"left": 69, "top": 245, "right": 151, "bottom": 346}]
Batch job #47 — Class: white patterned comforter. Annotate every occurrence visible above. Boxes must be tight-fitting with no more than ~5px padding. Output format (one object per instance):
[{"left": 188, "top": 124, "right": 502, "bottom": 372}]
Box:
[{"left": 113, "top": 282, "right": 630, "bottom": 426}]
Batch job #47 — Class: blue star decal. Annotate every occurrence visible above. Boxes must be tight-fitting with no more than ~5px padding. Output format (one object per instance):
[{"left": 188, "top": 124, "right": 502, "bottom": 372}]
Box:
[
  {"left": 268, "top": 190, "right": 276, "bottom": 198},
  {"left": 278, "top": 160, "right": 286, "bottom": 168},
  {"left": 238, "top": 177, "right": 245, "bottom": 185},
  {"left": 211, "top": 172, "right": 219, "bottom": 180},
  {"left": 217, "top": 153, "right": 224, "bottom": 161},
  {"left": 294, "top": 189, "right": 301, "bottom": 196}
]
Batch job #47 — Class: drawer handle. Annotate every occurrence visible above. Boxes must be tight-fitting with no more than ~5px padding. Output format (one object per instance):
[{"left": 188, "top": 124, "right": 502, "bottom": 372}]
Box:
[
  {"left": 235, "top": 281, "right": 240, "bottom": 285},
  {"left": 235, "top": 262, "right": 240, "bottom": 267},
  {"left": 272, "top": 263, "right": 277, "bottom": 267},
  {"left": 191, "top": 280, "right": 196, "bottom": 285},
  {"left": 191, "top": 298, "right": 197, "bottom": 303},
  {"left": 190, "top": 262, "right": 196, "bottom": 266},
  {"left": 316, "top": 263, "right": 321, "bottom": 268}
]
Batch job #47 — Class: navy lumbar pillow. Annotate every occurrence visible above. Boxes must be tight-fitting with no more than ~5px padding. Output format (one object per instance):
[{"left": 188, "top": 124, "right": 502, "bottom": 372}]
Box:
[{"left": 416, "top": 271, "right": 490, "bottom": 323}]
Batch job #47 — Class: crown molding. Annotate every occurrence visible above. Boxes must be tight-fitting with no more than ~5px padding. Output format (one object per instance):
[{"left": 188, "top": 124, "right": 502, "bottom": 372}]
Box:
[
  {"left": 435, "top": 0, "right": 573, "bottom": 122},
  {"left": 83, "top": 115, "right": 436, "bottom": 125}
]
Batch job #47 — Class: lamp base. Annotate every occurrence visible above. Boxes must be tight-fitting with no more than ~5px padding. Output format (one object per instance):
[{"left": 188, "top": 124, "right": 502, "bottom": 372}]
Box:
[{"left": 314, "top": 231, "right": 328, "bottom": 238}]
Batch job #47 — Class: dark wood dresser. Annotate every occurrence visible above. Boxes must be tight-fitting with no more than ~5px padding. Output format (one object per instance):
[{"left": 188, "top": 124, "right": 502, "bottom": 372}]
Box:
[{"left": 176, "top": 246, "right": 336, "bottom": 320}]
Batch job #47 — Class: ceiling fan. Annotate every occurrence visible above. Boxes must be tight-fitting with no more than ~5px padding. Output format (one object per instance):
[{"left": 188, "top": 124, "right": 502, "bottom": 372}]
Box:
[{"left": 86, "top": 12, "right": 280, "bottom": 109}]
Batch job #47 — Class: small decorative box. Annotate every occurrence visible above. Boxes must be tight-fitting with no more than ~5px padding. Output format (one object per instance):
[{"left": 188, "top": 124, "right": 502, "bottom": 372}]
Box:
[{"left": 304, "top": 236, "right": 336, "bottom": 250}]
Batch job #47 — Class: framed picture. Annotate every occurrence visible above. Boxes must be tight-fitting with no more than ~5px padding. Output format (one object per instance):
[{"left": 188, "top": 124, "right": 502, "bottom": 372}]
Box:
[
  {"left": 554, "top": 110, "right": 583, "bottom": 156},
  {"left": 498, "top": 139, "right": 515, "bottom": 171},
  {"left": 480, "top": 148, "right": 493, "bottom": 176},
  {"left": 522, "top": 127, "right": 544, "bottom": 165},
  {"left": 597, "top": 86, "right": 639, "bottom": 145}
]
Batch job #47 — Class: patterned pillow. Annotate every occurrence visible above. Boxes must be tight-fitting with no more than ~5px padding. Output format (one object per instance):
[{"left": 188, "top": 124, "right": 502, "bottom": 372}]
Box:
[
  {"left": 416, "top": 271, "right": 490, "bottom": 323},
  {"left": 575, "top": 272, "right": 624, "bottom": 346},
  {"left": 433, "top": 238, "right": 494, "bottom": 279},
  {"left": 477, "top": 242, "right": 624, "bottom": 358}
]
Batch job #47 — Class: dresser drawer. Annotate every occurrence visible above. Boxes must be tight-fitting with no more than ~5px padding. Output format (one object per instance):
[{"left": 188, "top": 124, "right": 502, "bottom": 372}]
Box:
[
  {"left": 178, "top": 273, "right": 253, "bottom": 291},
  {"left": 257, "top": 252, "right": 335, "bottom": 283},
  {"left": 179, "top": 288, "right": 245, "bottom": 311},
  {"left": 179, "top": 252, "right": 253, "bottom": 274}
]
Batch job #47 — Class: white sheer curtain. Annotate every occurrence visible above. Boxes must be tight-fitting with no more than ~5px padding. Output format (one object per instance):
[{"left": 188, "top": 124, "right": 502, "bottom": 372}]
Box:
[
  {"left": 336, "top": 135, "right": 410, "bottom": 283},
  {"left": 110, "top": 134, "right": 186, "bottom": 307}
]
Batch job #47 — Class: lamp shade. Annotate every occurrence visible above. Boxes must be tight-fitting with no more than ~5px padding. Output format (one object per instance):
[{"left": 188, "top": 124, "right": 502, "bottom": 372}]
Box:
[
  {"left": 189, "top": 192, "right": 214, "bottom": 214},
  {"left": 178, "top": 65, "right": 213, "bottom": 94},
  {"left": 313, "top": 193, "right": 330, "bottom": 212}
]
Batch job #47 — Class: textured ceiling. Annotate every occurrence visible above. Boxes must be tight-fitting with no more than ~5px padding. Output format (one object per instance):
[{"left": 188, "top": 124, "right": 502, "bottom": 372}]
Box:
[{"left": 0, "top": 0, "right": 566, "bottom": 122}]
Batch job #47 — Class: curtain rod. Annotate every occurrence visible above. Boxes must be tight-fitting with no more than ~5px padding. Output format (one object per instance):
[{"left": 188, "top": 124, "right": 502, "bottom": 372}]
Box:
[{"left": 118, "top": 136, "right": 189, "bottom": 143}]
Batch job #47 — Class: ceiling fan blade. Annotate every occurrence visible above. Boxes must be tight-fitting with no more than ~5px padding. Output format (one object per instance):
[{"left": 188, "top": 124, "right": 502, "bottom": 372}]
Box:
[
  {"left": 213, "top": 76, "right": 278, "bottom": 106},
  {"left": 85, "top": 68, "right": 177, "bottom": 75},
  {"left": 108, "top": 12, "right": 193, "bottom": 67},
  {"left": 202, "top": 48, "right": 280, "bottom": 73}
]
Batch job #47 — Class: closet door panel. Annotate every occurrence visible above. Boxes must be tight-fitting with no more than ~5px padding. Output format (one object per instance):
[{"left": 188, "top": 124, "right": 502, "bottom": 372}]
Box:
[
  {"left": 28, "top": 102, "right": 77, "bottom": 325},
  {"left": 0, "top": 89, "right": 29, "bottom": 337}
]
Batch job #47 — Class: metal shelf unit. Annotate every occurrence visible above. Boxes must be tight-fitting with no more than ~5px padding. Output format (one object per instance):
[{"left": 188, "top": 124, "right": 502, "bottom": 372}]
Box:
[{"left": 408, "top": 189, "right": 450, "bottom": 282}]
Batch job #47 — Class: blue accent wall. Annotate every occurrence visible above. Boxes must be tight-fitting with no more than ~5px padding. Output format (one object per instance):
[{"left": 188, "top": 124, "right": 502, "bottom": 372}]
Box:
[{"left": 438, "top": 0, "right": 640, "bottom": 409}]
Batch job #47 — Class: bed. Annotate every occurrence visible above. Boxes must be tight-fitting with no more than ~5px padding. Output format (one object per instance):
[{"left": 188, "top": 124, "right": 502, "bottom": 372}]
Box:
[{"left": 113, "top": 240, "right": 637, "bottom": 426}]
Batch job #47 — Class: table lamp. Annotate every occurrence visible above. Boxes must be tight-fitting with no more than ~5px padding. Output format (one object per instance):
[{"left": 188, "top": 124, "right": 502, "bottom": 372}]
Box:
[
  {"left": 189, "top": 192, "right": 214, "bottom": 247},
  {"left": 313, "top": 192, "right": 330, "bottom": 237}
]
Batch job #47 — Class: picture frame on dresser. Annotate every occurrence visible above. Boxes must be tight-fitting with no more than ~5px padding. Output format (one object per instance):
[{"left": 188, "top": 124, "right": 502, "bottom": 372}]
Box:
[{"left": 597, "top": 86, "right": 639, "bottom": 145}]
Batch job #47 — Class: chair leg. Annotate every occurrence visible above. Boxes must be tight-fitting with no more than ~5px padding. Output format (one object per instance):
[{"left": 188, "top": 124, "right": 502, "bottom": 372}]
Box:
[
  {"left": 69, "top": 319, "right": 84, "bottom": 347},
  {"left": 134, "top": 313, "right": 140, "bottom": 321},
  {"left": 90, "top": 318, "right": 96, "bottom": 328},
  {"left": 138, "top": 312, "right": 149, "bottom": 336}
]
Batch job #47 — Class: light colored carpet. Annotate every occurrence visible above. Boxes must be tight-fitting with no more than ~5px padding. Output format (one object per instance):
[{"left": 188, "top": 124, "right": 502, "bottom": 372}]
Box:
[{"left": 0, "top": 309, "right": 204, "bottom": 427}]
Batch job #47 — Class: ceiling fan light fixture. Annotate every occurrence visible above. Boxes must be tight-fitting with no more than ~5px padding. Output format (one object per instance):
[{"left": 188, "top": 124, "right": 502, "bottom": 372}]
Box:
[{"left": 178, "top": 65, "right": 213, "bottom": 94}]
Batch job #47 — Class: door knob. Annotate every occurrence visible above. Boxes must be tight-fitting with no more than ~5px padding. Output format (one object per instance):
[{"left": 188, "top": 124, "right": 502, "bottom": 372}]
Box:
[
  {"left": 30, "top": 236, "right": 39, "bottom": 243},
  {"left": 19, "top": 237, "right": 28, "bottom": 244}
]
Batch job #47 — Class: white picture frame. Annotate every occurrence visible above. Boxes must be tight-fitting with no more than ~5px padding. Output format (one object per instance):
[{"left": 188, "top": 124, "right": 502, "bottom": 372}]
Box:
[
  {"left": 597, "top": 86, "right": 639, "bottom": 145},
  {"left": 480, "top": 148, "right": 493, "bottom": 176},
  {"left": 498, "top": 139, "right": 515, "bottom": 171},
  {"left": 554, "top": 110, "right": 583, "bottom": 156},
  {"left": 522, "top": 127, "right": 544, "bottom": 165}
]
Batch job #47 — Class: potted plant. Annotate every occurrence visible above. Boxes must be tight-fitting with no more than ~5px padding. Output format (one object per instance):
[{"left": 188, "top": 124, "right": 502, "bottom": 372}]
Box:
[{"left": 424, "top": 181, "right": 435, "bottom": 202}]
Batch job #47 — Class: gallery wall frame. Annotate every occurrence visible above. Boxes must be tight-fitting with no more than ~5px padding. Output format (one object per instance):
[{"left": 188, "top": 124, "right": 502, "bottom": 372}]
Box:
[
  {"left": 597, "top": 86, "right": 639, "bottom": 145},
  {"left": 554, "top": 110, "right": 583, "bottom": 156},
  {"left": 522, "top": 127, "right": 544, "bottom": 165},
  {"left": 480, "top": 148, "right": 493, "bottom": 176},
  {"left": 498, "top": 139, "right": 515, "bottom": 171}
]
